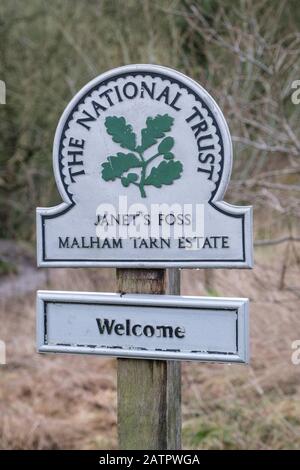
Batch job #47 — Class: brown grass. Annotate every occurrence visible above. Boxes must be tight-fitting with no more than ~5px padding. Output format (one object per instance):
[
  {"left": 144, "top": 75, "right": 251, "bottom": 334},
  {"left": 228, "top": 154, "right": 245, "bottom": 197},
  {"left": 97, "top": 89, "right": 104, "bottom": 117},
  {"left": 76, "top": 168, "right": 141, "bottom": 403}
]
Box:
[{"left": 0, "top": 247, "right": 300, "bottom": 449}]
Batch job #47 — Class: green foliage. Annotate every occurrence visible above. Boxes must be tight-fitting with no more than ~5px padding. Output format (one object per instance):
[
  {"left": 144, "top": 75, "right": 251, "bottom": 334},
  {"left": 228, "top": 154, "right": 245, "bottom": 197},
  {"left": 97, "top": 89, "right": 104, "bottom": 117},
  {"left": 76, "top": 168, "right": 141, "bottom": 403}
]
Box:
[
  {"left": 139, "top": 114, "right": 174, "bottom": 152},
  {"left": 158, "top": 136, "right": 174, "bottom": 154},
  {"left": 105, "top": 116, "right": 137, "bottom": 151},
  {"left": 101, "top": 114, "right": 183, "bottom": 197},
  {"left": 121, "top": 173, "right": 138, "bottom": 187},
  {"left": 145, "top": 160, "right": 183, "bottom": 187},
  {"left": 101, "top": 153, "right": 141, "bottom": 181}
]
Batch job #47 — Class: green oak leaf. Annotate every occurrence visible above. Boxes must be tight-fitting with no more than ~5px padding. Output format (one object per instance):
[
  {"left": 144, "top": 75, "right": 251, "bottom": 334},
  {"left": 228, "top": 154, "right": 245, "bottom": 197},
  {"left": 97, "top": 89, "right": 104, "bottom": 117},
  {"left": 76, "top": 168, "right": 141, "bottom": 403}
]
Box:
[
  {"left": 138, "top": 114, "right": 174, "bottom": 152},
  {"left": 101, "top": 113, "right": 183, "bottom": 198},
  {"left": 145, "top": 160, "right": 183, "bottom": 188},
  {"left": 158, "top": 136, "right": 174, "bottom": 154},
  {"left": 101, "top": 152, "right": 141, "bottom": 181},
  {"left": 105, "top": 116, "right": 136, "bottom": 151}
]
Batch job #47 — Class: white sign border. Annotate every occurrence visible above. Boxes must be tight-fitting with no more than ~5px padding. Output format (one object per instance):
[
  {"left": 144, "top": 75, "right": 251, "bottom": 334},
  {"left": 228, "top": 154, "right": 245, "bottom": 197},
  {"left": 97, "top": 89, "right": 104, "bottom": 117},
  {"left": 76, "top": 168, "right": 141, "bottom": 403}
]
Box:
[
  {"left": 36, "top": 64, "right": 253, "bottom": 269},
  {"left": 37, "top": 291, "right": 249, "bottom": 363}
]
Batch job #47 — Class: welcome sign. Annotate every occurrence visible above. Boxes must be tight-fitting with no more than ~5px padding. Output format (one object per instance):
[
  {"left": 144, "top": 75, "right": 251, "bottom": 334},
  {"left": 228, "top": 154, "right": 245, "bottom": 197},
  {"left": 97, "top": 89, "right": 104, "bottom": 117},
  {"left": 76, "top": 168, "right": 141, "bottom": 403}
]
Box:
[
  {"left": 37, "top": 64, "right": 253, "bottom": 267},
  {"left": 37, "top": 291, "right": 249, "bottom": 363}
]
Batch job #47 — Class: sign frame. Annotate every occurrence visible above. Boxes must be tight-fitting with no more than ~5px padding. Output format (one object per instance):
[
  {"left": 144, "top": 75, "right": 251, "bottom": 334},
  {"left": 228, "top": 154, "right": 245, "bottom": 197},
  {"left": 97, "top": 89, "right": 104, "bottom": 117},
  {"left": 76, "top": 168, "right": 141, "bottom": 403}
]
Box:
[
  {"left": 36, "top": 64, "right": 253, "bottom": 269},
  {"left": 37, "top": 290, "right": 249, "bottom": 363}
]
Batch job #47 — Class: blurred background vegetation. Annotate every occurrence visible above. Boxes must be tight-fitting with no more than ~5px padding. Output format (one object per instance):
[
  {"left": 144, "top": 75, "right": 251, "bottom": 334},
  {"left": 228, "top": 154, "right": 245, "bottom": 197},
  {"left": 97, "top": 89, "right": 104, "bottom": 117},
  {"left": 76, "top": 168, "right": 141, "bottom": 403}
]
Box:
[
  {"left": 0, "top": 0, "right": 299, "bottom": 241},
  {"left": 0, "top": 0, "right": 300, "bottom": 450}
]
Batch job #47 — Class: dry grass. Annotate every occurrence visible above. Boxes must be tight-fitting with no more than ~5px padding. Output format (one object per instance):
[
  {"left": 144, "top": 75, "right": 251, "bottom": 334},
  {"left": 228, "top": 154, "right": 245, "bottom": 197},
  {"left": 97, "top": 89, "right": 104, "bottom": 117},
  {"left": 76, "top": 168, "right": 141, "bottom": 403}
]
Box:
[
  {"left": 181, "top": 245, "right": 300, "bottom": 449},
  {"left": 1, "top": 245, "right": 300, "bottom": 449}
]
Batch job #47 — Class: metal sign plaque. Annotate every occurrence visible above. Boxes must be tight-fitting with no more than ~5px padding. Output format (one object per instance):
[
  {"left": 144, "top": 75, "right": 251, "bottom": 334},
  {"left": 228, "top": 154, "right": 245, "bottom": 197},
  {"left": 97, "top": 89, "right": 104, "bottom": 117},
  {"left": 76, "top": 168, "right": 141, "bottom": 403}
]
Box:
[
  {"left": 37, "top": 64, "right": 253, "bottom": 268},
  {"left": 37, "top": 291, "right": 249, "bottom": 363}
]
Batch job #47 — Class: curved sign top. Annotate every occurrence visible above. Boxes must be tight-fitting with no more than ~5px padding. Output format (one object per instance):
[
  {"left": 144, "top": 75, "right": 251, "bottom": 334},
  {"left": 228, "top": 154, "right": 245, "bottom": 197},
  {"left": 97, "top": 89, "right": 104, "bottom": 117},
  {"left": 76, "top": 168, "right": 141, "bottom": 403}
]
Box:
[{"left": 37, "top": 64, "right": 253, "bottom": 268}]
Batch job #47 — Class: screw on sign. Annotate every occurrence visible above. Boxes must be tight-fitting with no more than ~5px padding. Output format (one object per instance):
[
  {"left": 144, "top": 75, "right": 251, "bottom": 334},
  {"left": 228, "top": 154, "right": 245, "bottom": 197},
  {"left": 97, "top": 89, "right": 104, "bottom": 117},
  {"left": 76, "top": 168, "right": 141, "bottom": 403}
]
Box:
[{"left": 36, "top": 65, "right": 253, "bottom": 450}]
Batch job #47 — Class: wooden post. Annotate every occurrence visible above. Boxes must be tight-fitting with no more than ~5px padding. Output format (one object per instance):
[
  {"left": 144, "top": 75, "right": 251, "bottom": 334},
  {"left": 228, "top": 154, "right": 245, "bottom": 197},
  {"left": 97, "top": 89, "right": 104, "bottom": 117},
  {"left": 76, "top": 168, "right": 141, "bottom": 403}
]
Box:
[{"left": 116, "top": 268, "right": 181, "bottom": 450}]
